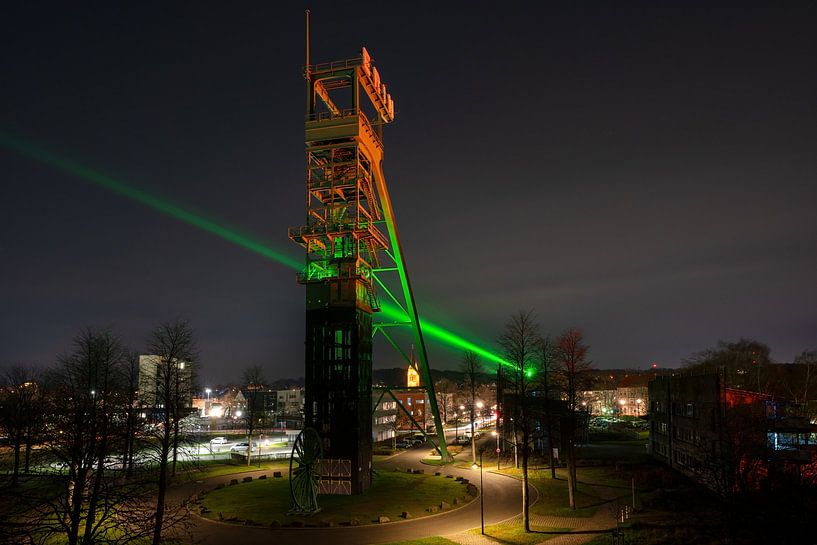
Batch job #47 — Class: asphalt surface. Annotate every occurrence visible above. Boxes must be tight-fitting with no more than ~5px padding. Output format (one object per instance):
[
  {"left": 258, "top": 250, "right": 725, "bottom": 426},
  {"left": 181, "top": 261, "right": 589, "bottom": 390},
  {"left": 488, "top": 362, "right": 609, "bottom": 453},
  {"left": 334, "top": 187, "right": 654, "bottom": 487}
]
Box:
[{"left": 169, "top": 441, "right": 530, "bottom": 545}]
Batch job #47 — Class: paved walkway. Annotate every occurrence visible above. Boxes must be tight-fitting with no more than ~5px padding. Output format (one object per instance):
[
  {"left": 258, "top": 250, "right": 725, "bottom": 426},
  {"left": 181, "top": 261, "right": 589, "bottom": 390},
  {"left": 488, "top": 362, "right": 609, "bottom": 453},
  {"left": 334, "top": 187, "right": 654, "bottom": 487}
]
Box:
[
  {"left": 167, "top": 444, "right": 528, "bottom": 545},
  {"left": 169, "top": 444, "right": 624, "bottom": 545},
  {"left": 446, "top": 476, "right": 623, "bottom": 545}
]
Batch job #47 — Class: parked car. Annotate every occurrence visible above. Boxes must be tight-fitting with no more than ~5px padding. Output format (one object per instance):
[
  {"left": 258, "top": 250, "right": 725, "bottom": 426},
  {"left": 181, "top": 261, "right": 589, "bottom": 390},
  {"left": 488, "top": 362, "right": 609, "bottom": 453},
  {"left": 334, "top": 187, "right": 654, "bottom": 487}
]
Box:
[
  {"left": 395, "top": 440, "right": 412, "bottom": 449},
  {"left": 48, "top": 460, "right": 69, "bottom": 472},
  {"left": 210, "top": 436, "right": 228, "bottom": 445},
  {"left": 452, "top": 435, "right": 470, "bottom": 445},
  {"left": 230, "top": 442, "right": 259, "bottom": 453}
]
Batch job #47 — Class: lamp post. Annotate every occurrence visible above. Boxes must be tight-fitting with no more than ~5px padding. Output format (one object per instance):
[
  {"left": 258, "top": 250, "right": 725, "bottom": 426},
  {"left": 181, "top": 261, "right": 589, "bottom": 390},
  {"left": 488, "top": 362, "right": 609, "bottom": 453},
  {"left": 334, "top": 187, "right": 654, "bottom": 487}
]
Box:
[
  {"left": 476, "top": 400, "right": 484, "bottom": 427},
  {"left": 459, "top": 404, "right": 466, "bottom": 442},
  {"left": 455, "top": 412, "right": 459, "bottom": 438},
  {"left": 472, "top": 448, "right": 484, "bottom": 535},
  {"left": 205, "top": 388, "right": 211, "bottom": 417},
  {"left": 492, "top": 430, "right": 500, "bottom": 470}
]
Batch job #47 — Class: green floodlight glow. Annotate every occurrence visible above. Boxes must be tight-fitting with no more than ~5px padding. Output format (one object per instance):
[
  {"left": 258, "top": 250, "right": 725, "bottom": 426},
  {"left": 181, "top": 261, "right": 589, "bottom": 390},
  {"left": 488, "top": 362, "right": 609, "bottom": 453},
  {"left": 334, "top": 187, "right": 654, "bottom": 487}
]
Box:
[
  {"left": 378, "top": 302, "right": 512, "bottom": 368},
  {"left": 1, "top": 131, "right": 511, "bottom": 368}
]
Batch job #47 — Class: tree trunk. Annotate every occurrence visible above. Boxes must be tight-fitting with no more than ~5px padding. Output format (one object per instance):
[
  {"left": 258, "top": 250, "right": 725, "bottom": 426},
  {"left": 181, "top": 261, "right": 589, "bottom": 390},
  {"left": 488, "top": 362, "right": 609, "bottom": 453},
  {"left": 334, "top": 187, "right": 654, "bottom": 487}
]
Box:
[
  {"left": 470, "top": 379, "right": 477, "bottom": 464},
  {"left": 470, "top": 406, "right": 476, "bottom": 464},
  {"left": 543, "top": 388, "right": 556, "bottom": 479},
  {"left": 171, "top": 416, "right": 180, "bottom": 477},
  {"left": 521, "top": 429, "right": 531, "bottom": 532},
  {"left": 546, "top": 419, "right": 556, "bottom": 479},
  {"left": 11, "top": 440, "right": 21, "bottom": 486},
  {"left": 68, "top": 467, "right": 87, "bottom": 545},
  {"left": 152, "top": 434, "right": 171, "bottom": 545},
  {"left": 124, "top": 406, "right": 135, "bottom": 477},
  {"left": 82, "top": 450, "right": 106, "bottom": 545},
  {"left": 567, "top": 437, "right": 577, "bottom": 509},
  {"left": 154, "top": 364, "right": 174, "bottom": 545},
  {"left": 511, "top": 418, "right": 519, "bottom": 468},
  {"left": 247, "top": 433, "right": 253, "bottom": 466},
  {"left": 24, "top": 426, "right": 32, "bottom": 473}
]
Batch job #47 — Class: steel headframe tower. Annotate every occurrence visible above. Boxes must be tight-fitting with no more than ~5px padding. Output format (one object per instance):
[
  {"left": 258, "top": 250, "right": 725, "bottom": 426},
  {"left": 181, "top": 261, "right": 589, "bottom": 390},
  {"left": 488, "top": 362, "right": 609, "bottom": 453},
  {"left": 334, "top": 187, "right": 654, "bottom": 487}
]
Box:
[{"left": 290, "top": 42, "right": 452, "bottom": 494}]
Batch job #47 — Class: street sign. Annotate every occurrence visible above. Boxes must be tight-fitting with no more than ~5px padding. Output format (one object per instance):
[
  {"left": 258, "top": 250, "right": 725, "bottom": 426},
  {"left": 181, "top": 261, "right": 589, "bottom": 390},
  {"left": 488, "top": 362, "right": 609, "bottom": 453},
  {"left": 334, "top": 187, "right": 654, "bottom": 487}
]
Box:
[{"left": 496, "top": 448, "right": 501, "bottom": 454}]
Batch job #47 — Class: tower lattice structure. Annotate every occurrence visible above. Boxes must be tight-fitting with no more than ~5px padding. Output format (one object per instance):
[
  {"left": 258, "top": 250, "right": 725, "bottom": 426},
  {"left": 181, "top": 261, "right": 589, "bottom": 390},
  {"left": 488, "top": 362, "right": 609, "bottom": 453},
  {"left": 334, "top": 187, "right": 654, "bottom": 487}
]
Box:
[{"left": 290, "top": 47, "right": 451, "bottom": 494}]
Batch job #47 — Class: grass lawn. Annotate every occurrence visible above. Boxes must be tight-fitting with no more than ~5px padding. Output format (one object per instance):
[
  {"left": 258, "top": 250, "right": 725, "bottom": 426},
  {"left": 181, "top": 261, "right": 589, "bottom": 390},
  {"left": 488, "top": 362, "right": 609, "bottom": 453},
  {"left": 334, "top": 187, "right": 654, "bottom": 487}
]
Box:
[
  {"left": 380, "top": 538, "right": 461, "bottom": 545},
  {"left": 201, "top": 469, "right": 474, "bottom": 526},
  {"left": 498, "top": 466, "right": 630, "bottom": 518},
  {"left": 472, "top": 524, "right": 570, "bottom": 544},
  {"left": 178, "top": 459, "right": 290, "bottom": 481},
  {"left": 421, "top": 458, "right": 447, "bottom": 466}
]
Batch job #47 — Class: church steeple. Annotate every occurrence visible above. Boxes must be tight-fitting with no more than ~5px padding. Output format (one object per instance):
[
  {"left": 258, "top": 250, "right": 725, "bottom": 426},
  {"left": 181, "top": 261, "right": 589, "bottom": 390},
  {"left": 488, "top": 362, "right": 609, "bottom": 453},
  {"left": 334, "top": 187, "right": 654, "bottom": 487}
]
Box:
[{"left": 407, "top": 345, "right": 421, "bottom": 388}]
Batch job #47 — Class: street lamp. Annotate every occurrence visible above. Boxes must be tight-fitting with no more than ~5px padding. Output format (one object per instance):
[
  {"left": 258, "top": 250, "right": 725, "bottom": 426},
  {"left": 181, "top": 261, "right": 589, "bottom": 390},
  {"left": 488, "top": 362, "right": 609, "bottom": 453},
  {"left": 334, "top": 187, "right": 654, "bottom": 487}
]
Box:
[
  {"left": 472, "top": 448, "right": 484, "bottom": 535},
  {"left": 205, "top": 388, "right": 211, "bottom": 417},
  {"left": 492, "top": 430, "right": 500, "bottom": 470},
  {"left": 459, "top": 404, "right": 466, "bottom": 440},
  {"left": 476, "top": 401, "right": 484, "bottom": 426}
]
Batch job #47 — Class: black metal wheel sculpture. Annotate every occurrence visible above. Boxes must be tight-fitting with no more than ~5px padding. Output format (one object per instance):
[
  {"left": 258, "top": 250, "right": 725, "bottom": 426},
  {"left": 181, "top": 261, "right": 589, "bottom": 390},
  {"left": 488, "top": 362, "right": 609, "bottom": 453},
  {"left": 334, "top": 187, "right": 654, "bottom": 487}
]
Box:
[{"left": 289, "top": 428, "right": 322, "bottom": 514}]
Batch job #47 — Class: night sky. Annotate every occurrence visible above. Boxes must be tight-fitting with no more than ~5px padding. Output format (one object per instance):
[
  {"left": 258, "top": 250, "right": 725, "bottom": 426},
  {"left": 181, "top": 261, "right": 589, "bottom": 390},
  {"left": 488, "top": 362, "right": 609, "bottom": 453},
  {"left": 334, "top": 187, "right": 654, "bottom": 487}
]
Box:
[{"left": 2, "top": 2, "right": 815, "bottom": 385}]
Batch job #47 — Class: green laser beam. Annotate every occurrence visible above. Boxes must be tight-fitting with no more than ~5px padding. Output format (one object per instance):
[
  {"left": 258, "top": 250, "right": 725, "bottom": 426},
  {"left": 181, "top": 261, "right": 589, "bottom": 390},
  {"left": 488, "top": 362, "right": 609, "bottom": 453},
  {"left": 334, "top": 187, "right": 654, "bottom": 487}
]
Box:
[
  {"left": 1, "top": 131, "right": 511, "bottom": 368},
  {"left": 378, "top": 303, "right": 510, "bottom": 367},
  {"left": 0, "top": 132, "right": 301, "bottom": 271}
]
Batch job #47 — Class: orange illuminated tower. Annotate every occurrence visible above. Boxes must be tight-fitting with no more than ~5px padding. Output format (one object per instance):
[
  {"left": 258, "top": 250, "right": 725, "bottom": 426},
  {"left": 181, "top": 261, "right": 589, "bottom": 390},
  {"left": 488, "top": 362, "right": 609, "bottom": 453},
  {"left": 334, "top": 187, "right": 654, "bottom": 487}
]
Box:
[{"left": 290, "top": 28, "right": 451, "bottom": 494}]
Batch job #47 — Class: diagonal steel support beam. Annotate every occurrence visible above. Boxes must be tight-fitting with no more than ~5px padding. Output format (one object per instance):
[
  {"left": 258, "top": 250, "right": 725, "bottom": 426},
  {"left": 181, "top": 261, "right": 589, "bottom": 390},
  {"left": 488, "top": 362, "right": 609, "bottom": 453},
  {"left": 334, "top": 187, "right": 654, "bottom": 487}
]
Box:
[
  {"left": 371, "top": 388, "right": 387, "bottom": 417},
  {"left": 379, "top": 329, "right": 413, "bottom": 368},
  {"left": 374, "top": 275, "right": 408, "bottom": 316},
  {"left": 371, "top": 160, "right": 452, "bottom": 462}
]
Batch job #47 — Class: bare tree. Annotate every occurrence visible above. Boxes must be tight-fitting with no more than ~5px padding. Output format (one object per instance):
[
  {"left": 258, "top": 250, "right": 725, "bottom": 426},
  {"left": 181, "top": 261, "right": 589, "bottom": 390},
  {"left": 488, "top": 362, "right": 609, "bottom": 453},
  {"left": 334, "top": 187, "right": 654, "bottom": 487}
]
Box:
[
  {"left": 460, "top": 351, "right": 483, "bottom": 464},
  {"left": 434, "top": 378, "right": 456, "bottom": 427},
  {"left": 241, "top": 365, "right": 266, "bottom": 466},
  {"left": 555, "top": 327, "right": 592, "bottom": 510},
  {"left": 40, "top": 328, "right": 132, "bottom": 545},
  {"left": 683, "top": 338, "right": 772, "bottom": 392},
  {"left": 0, "top": 365, "right": 45, "bottom": 486},
  {"left": 1, "top": 330, "right": 194, "bottom": 545},
  {"left": 791, "top": 350, "right": 815, "bottom": 407},
  {"left": 145, "top": 320, "right": 197, "bottom": 545},
  {"left": 498, "top": 310, "right": 540, "bottom": 532}
]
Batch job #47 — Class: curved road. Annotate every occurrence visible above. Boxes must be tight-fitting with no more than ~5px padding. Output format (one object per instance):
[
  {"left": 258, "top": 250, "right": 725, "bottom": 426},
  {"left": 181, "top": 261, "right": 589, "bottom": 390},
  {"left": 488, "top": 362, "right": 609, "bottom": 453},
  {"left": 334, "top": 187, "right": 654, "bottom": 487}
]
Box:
[{"left": 170, "top": 443, "right": 531, "bottom": 544}]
